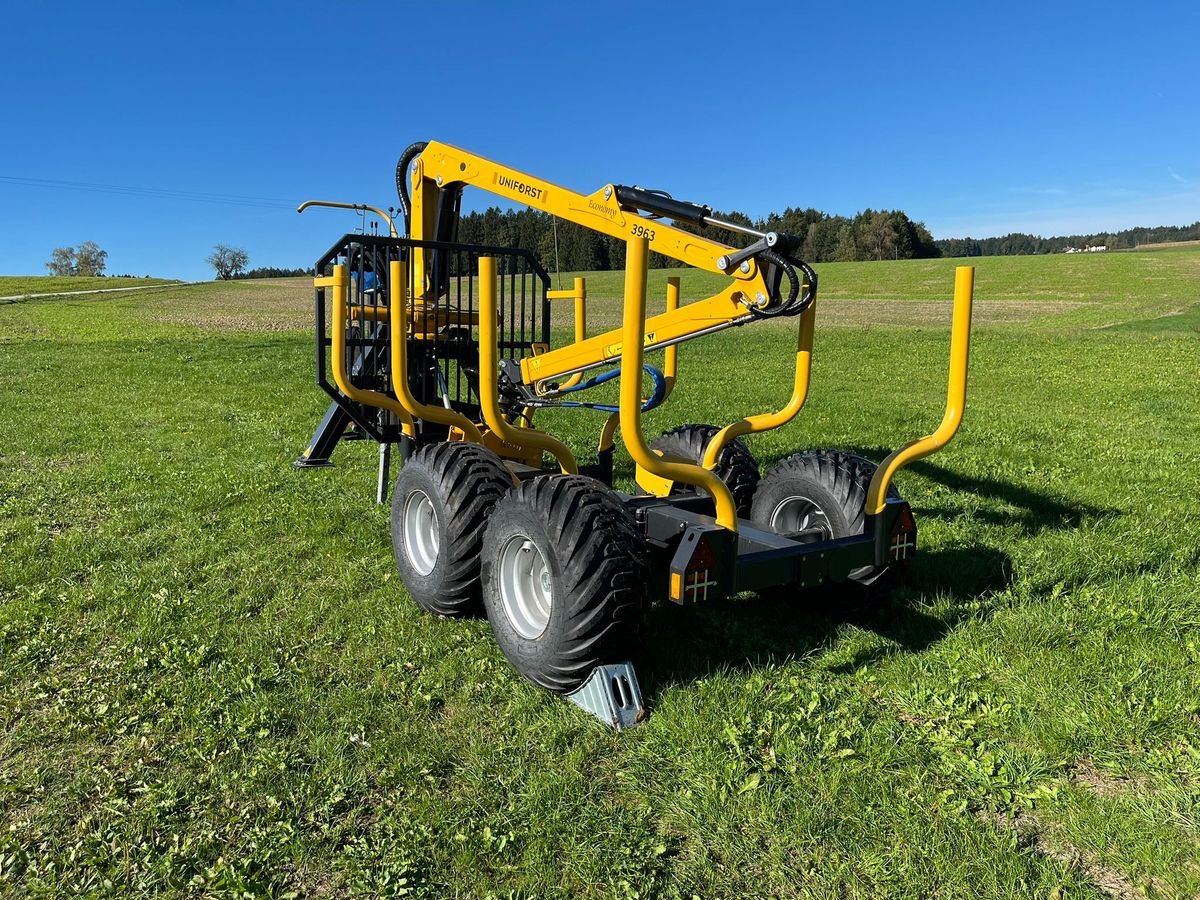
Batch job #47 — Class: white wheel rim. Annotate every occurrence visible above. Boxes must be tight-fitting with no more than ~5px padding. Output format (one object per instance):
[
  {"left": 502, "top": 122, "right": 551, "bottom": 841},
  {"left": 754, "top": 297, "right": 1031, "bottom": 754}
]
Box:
[
  {"left": 497, "top": 534, "right": 553, "bottom": 640},
  {"left": 770, "top": 494, "right": 833, "bottom": 538},
  {"left": 402, "top": 489, "right": 439, "bottom": 576}
]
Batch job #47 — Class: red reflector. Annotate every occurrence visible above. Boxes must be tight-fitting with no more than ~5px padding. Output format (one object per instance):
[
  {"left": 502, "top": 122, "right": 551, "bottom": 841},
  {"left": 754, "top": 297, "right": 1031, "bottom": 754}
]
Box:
[
  {"left": 687, "top": 538, "right": 716, "bottom": 573},
  {"left": 890, "top": 504, "right": 916, "bottom": 536},
  {"left": 682, "top": 537, "right": 719, "bottom": 603},
  {"left": 888, "top": 504, "right": 916, "bottom": 561}
]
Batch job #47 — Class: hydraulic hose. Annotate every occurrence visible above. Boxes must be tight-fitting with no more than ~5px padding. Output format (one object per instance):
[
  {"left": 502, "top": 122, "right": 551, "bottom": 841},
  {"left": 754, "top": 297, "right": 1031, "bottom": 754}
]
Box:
[
  {"left": 752, "top": 249, "right": 818, "bottom": 318},
  {"left": 394, "top": 141, "right": 428, "bottom": 235}
]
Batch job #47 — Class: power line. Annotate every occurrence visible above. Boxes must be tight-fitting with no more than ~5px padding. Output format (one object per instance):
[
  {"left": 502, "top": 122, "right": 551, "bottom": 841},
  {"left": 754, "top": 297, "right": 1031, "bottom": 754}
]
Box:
[{"left": 0, "top": 174, "right": 297, "bottom": 210}]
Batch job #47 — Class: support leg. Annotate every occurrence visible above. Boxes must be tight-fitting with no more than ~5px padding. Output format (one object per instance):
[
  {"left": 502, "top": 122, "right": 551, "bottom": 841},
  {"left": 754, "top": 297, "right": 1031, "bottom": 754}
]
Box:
[{"left": 376, "top": 441, "right": 391, "bottom": 505}]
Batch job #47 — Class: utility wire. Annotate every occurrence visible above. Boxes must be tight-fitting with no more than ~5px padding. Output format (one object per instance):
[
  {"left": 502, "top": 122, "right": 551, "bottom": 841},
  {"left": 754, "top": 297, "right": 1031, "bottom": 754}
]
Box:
[{"left": 0, "top": 174, "right": 296, "bottom": 210}]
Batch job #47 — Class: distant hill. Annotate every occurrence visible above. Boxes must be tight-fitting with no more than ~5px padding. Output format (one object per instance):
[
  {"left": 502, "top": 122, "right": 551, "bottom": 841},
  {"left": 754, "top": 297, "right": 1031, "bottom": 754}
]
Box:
[{"left": 936, "top": 222, "right": 1200, "bottom": 257}]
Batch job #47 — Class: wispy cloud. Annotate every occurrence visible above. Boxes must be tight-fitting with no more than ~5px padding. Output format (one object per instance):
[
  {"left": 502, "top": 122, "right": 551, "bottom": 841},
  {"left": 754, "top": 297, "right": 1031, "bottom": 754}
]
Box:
[{"left": 1168, "top": 166, "right": 1189, "bottom": 185}]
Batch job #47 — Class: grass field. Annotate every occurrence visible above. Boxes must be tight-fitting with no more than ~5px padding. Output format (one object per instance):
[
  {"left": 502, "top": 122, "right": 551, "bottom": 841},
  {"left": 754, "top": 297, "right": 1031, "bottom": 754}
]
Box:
[
  {"left": 1122, "top": 240, "right": 1200, "bottom": 253},
  {"left": 0, "top": 275, "right": 176, "bottom": 298},
  {"left": 2, "top": 249, "right": 1199, "bottom": 897}
]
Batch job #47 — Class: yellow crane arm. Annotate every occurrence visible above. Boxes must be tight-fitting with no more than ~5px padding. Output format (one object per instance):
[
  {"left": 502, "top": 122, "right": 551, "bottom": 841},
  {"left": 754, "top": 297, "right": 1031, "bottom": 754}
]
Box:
[
  {"left": 406, "top": 141, "right": 790, "bottom": 386},
  {"left": 412, "top": 141, "right": 757, "bottom": 277}
]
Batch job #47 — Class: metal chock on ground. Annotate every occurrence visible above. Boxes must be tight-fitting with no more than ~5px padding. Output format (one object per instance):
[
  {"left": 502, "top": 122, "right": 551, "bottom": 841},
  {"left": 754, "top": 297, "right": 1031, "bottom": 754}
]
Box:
[{"left": 566, "top": 662, "right": 647, "bottom": 730}]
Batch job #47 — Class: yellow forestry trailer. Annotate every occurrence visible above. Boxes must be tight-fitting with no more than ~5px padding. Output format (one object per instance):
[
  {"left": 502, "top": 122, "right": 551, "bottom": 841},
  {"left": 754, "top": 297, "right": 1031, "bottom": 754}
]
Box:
[{"left": 295, "top": 140, "right": 974, "bottom": 727}]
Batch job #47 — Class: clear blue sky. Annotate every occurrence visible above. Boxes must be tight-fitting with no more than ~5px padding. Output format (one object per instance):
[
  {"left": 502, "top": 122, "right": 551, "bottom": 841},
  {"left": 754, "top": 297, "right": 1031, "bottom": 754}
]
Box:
[{"left": 2, "top": 1, "right": 1197, "bottom": 280}]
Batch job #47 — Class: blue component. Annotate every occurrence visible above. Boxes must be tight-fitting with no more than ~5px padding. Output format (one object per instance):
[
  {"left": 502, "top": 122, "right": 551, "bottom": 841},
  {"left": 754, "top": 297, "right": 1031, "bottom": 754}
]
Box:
[
  {"left": 353, "top": 271, "right": 379, "bottom": 293},
  {"left": 554, "top": 364, "right": 667, "bottom": 414}
]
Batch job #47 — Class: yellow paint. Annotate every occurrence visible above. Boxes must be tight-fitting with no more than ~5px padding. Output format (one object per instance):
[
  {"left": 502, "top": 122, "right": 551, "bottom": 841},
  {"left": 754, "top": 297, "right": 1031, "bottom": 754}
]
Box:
[
  {"left": 478, "top": 257, "right": 578, "bottom": 474},
  {"left": 546, "top": 277, "right": 588, "bottom": 389},
  {"left": 348, "top": 304, "right": 389, "bottom": 322},
  {"left": 323, "top": 264, "right": 414, "bottom": 437},
  {"left": 387, "top": 261, "right": 483, "bottom": 443},
  {"left": 352, "top": 303, "right": 478, "bottom": 333},
  {"left": 663, "top": 277, "right": 680, "bottom": 396},
  {"left": 618, "top": 238, "right": 737, "bottom": 531},
  {"left": 406, "top": 141, "right": 770, "bottom": 386},
  {"left": 701, "top": 297, "right": 816, "bottom": 469},
  {"left": 634, "top": 453, "right": 676, "bottom": 497},
  {"left": 475, "top": 425, "right": 543, "bottom": 470},
  {"left": 865, "top": 266, "right": 975, "bottom": 514},
  {"left": 598, "top": 277, "right": 680, "bottom": 455},
  {"left": 416, "top": 142, "right": 754, "bottom": 277},
  {"left": 597, "top": 412, "right": 620, "bottom": 454}
]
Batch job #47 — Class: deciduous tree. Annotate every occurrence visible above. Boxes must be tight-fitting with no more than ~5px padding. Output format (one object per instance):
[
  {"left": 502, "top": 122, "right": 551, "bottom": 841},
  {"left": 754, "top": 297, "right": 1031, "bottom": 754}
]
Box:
[
  {"left": 862, "top": 211, "right": 898, "bottom": 261},
  {"left": 208, "top": 244, "right": 249, "bottom": 280},
  {"left": 75, "top": 240, "right": 108, "bottom": 276},
  {"left": 46, "top": 246, "right": 77, "bottom": 276}
]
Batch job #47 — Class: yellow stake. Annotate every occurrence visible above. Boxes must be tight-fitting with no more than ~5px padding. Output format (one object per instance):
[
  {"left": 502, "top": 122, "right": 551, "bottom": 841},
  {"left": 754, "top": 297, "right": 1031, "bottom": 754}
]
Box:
[
  {"left": 663, "top": 276, "right": 680, "bottom": 395},
  {"left": 546, "top": 277, "right": 588, "bottom": 389},
  {"left": 865, "top": 266, "right": 975, "bottom": 514},
  {"left": 321, "top": 264, "right": 414, "bottom": 437},
  {"left": 478, "top": 257, "right": 578, "bottom": 474},
  {"left": 702, "top": 298, "right": 816, "bottom": 470},
  {"left": 388, "top": 260, "right": 483, "bottom": 443},
  {"left": 598, "top": 276, "right": 680, "bottom": 454},
  {"left": 619, "top": 238, "right": 738, "bottom": 531}
]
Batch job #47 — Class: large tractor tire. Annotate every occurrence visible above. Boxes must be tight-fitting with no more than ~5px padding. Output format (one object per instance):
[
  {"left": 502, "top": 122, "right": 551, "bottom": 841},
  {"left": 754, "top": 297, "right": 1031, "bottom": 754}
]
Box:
[
  {"left": 750, "top": 449, "right": 902, "bottom": 598},
  {"left": 480, "top": 475, "right": 649, "bottom": 694},
  {"left": 646, "top": 424, "right": 760, "bottom": 517},
  {"left": 390, "top": 442, "right": 513, "bottom": 617}
]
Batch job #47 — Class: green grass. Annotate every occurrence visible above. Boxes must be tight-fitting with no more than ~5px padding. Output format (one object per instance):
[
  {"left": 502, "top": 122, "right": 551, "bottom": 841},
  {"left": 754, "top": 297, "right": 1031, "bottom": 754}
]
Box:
[
  {"left": 553, "top": 249, "right": 1200, "bottom": 331},
  {"left": 1, "top": 254, "right": 1199, "bottom": 896},
  {"left": 0, "top": 275, "right": 177, "bottom": 297}
]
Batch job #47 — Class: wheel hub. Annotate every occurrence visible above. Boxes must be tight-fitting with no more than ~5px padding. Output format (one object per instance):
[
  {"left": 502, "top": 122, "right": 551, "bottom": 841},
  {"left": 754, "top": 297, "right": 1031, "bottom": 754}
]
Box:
[
  {"left": 770, "top": 494, "right": 833, "bottom": 538},
  {"left": 497, "top": 536, "right": 553, "bottom": 640},
  {"left": 402, "top": 489, "right": 439, "bottom": 576}
]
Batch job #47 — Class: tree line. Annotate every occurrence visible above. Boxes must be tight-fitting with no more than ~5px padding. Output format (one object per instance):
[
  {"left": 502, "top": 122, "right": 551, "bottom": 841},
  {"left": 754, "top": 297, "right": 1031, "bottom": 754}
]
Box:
[
  {"left": 454, "top": 206, "right": 941, "bottom": 271},
  {"left": 936, "top": 222, "right": 1200, "bottom": 256},
  {"left": 457, "top": 207, "right": 1200, "bottom": 266},
  {"left": 239, "top": 266, "right": 310, "bottom": 279},
  {"left": 47, "top": 215, "right": 1198, "bottom": 285},
  {"left": 936, "top": 221, "right": 1200, "bottom": 257}
]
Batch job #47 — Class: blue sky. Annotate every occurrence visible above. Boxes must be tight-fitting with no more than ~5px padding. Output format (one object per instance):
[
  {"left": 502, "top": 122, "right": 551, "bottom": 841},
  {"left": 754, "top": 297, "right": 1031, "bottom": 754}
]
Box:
[{"left": 2, "top": 1, "right": 1197, "bottom": 280}]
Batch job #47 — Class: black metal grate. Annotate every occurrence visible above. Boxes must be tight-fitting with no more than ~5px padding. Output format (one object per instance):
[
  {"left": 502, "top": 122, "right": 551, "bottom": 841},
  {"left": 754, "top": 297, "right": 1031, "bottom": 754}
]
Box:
[{"left": 312, "top": 234, "right": 550, "bottom": 444}]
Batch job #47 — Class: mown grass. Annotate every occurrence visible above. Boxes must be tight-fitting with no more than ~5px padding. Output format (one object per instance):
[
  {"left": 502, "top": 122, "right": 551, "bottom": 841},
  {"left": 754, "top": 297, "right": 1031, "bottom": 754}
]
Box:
[
  {"left": 553, "top": 249, "right": 1200, "bottom": 331},
  {"left": 1, "top": 252, "right": 1198, "bottom": 897},
  {"left": 1122, "top": 240, "right": 1200, "bottom": 253},
  {"left": 0, "top": 275, "right": 176, "bottom": 298}
]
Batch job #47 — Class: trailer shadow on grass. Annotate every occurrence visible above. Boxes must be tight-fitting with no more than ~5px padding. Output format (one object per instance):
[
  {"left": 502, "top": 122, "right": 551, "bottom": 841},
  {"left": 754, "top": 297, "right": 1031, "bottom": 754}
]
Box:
[
  {"left": 611, "top": 447, "right": 1113, "bottom": 537},
  {"left": 637, "top": 542, "right": 1013, "bottom": 700},
  {"left": 757, "top": 448, "right": 1115, "bottom": 536},
  {"left": 613, "top": 446, "right": 1107, "bottom": 697}
]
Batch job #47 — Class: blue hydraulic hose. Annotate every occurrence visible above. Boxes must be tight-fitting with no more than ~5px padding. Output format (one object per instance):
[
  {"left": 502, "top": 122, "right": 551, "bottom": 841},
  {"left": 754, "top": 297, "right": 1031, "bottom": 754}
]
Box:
[{"left": 553, "top": 364, "right": 667, "bottom": 414}]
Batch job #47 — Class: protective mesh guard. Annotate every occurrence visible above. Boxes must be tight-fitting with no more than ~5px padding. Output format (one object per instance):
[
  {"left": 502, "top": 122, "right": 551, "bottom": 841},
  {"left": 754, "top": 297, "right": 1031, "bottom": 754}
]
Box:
[{"left": 312, "top": 233, "right": 550, "bottom": 443}]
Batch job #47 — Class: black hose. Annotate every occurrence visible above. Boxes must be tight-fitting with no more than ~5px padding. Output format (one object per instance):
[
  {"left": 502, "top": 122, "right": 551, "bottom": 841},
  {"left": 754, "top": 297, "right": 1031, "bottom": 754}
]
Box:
[
  {"left": 745, "top": 250, "right": 818, "bottom": 318},
  {"left": 750, "top": 249, "right": 815, "bottom": 318},
  {"left": 794, "top": 259, "right": 818, "bottom": 312},
  {"left": 394, "top": 141, "right": 428, "bottom": 235}
]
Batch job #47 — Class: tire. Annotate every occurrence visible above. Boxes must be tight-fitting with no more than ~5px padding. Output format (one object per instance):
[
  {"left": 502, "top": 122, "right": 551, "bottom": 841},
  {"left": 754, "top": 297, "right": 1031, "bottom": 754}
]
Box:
[
  {"left": 480, "top": 475, "right": 649, "bottom": 693},
  {"left": 646, "top": 424, "right": 760, "bottom": 517},
  {"left": 390, "top": 442, "right": 513, "bottom": 617},
  {"left": 750, "top": 450, "right": 902, "bottom": 597}
]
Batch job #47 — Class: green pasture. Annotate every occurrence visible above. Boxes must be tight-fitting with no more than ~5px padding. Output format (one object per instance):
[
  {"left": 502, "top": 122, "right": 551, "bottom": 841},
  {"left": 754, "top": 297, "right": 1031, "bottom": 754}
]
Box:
[
  {"left": 1, "top": 249, "right": 1198, "bottom": 897},
  {"left": 0, "top": 275, "right": 176, "bottom": 298}
]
